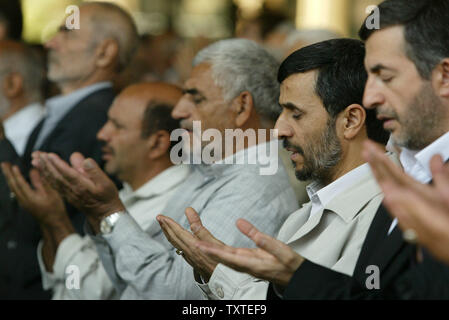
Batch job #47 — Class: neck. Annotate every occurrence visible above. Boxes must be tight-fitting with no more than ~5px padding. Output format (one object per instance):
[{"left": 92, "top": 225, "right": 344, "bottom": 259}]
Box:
[
  {"left": 326, "top": 140, "right": 382, "bottom": 187},
  {"left": 58, "top": 71, "right": 114, "bottom": 95},
  {"left": 127, "top": 159, "right": 174, "bottom": 191},
  {"left": 1, "top": 97, "right": 33, "bottom": 121},
  {"left": 221, "top": 118, "right": 274, "bottom": 159}
]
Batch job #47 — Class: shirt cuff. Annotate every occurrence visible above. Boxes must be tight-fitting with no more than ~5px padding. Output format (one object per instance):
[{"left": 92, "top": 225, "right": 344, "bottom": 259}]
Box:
[
  {"left": 207, "top": 263, "right": 263, "bottom": 300},
  {"left": 101, "top": 213, "right": 144, "bottom": 252},
  {"left": 37, "top": 240, "right": 57, "bottom": 291}
]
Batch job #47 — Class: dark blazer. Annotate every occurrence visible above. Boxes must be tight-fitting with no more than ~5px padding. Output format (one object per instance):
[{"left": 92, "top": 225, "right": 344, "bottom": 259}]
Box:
[
  {"left": 280, "top": 203, "right": 449, "bottom": 300},
  {"left": 0, "top": 87, "right": 116, "bottom": 300}
]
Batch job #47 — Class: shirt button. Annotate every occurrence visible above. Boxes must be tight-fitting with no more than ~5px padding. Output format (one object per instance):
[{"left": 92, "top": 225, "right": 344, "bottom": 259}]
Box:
[
  {"left": 7, "top": 240, "right": 18, "bottom": 250},
  {"left": 215, "top": 286, "right": 224, "bottom": 299}
]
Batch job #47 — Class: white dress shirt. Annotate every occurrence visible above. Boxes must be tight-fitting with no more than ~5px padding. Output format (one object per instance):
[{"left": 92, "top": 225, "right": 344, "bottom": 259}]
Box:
[
  {"left": 3, "top": 103, "right": 44, "bottom": 155},
  {"left": 388, "top": 131, "right": 449, "bottom": 234},
  {"left": 197, "top": 159, "right": 389, "bottom": 300},
  {"left": 37, "top": 164, "right": 191, "bottom": 300},
  {"left": 88, "top": 141, "right": 298, "bottom": 299}
]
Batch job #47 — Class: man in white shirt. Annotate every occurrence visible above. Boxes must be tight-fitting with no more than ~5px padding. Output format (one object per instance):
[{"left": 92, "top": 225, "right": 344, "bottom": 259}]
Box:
[
  {"left": 157, "top": 38, "right": 391, "bottom": 300},
  {"left": 25, "top": 38, "right": 298, "bottom": 299},
  {"left": 3, "top": 82, "right": 190, "bottom": 299},
  {"left": 0, "top": 41, "right": 44, "bottom": 155}
]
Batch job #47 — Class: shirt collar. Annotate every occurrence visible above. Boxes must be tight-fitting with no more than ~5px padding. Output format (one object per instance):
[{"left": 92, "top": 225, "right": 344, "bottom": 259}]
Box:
[
  {"left": 306, "top": 162, "right": 381, "bottom": 223},
  {"left": 399, "top": 131, "right": 449, "bottom": 183},
  {"left": 120, "top": 165, "right": 191, "bottom": 201},
  {"left": 197, "top": 140, "right": 280, "bottom": 178},
  {"left": 3, "top": 102, "right": 44, "bottom": 127},
  {"left": 45, "top": 82, "right": 112, "bottom": 117}
]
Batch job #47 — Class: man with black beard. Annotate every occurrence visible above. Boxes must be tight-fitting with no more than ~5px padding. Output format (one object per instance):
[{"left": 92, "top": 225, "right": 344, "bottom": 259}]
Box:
[
  {"left": 196, "top": 0, "right": 449, "bottom": 300},
  {"left": 156, "top": 38, "right": 390, "bottom": 299}
]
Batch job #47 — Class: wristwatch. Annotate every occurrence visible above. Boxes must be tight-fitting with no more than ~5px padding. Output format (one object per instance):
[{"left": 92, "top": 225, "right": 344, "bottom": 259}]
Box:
[{"left": 100, "top": 211, "right": 127, "bottom": 234}]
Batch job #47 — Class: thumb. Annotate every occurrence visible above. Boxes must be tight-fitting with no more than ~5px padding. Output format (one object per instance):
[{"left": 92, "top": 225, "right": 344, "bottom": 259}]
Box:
[
  {"left": 82, "top": 158, "right": 107, "bottom": 184},
  {"left": 70, "top": 152, "right": 87, "bottom": 175},
  {"left": 185, "top": 207, "right": 223, "bottom": 245},
  {"left": 29, "top": 169, "right": 44, "bottom": 191}
]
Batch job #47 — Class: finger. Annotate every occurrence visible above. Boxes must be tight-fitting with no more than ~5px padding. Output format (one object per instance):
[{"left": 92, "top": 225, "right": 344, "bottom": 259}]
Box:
[
  {"left": 7, "top": 165, "right": 37, "bottom": 206},
  {"left": 430, "top": 155, "right": 449, "bottom": 204},
  {"left": 29, "top": 169, "right": 44, "bottom": 192},
  {"left": 197, "top": 241, "right": 260, "bottom": 273},
  {"left": 383, "top": 185, "right": 448, "bottom": 249},
  {"left": 363, "top": 140, "right": 405, "bottom": 188},
  {"left": 38, "top": 153, "right": 70, "bottom": 191},
  {"left": 1, "top": 162, "right": 25, "bottom": 199},
  {"left": 185, "top": 207, "right": 223, "bottom": 245},
  {"left": 47, "top": 153, "right": 96, "bottom": 191},
  {"left": 236, "top": 219, "right": 297, "bottom": 266},
  {"left": 157, "top": 215, "right": 193, "bottom": 253},
  {"left": 70, "top": 152, "right": 87, "bottom": 175},
  {"left": 78, "top": 157, "right": 109, "bottom": 189},
  {"left": 364, "top": 140, "right": 435, "bottom": 200}
]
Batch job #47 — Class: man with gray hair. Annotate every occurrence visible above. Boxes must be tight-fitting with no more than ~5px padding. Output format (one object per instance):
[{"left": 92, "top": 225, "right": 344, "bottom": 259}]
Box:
[
  {"left": 0, "top": 2, "right": 138, "bottom": 299},
  {"left": 0, "top": 41, "right": 45, "bottom": 155},
  {"left": 30, "top": 38, "right": 298, "bottom": 299}
]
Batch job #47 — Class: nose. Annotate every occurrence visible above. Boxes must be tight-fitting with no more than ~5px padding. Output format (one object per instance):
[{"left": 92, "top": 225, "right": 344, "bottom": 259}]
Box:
[
  {"left": 363, "top": 75, "right": 385, "bottom": 110},
  {"left": 274, "top": 111, "right": 294, "bottom": 139},
  {"left": 44, "top": 32, "right": 60, "bottom": 50},
  {"left": 97, "top": 121, "right": 112, "bottom": 143},
  {"left": 171, "top": 96, "right": 192, "bottom": 120}
]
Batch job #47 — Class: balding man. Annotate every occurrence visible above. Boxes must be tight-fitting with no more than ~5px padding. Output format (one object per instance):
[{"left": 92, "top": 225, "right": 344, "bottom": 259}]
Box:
[
  {"left": 0, "top": 41, "right": 45, "bottom": 155},
  {"left": 0, "top": 2, "right": 138, "bottom": 299},
  {"left": 5, "top": 82, "right": 190, "bottom": 299}
]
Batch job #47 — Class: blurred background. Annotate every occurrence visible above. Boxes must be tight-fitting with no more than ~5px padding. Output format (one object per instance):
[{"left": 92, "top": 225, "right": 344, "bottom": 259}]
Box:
[{"left": 5, "top": 0, "right": 382, "bottom": 89}]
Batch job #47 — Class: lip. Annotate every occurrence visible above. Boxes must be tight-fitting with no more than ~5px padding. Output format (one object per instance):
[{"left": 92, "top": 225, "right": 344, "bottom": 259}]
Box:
[{"left": 290, "top": 152, "right": 300, "bottom": 161}]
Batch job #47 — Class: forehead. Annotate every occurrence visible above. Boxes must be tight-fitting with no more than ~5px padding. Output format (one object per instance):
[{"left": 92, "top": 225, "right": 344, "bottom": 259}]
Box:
[
  {"left": 280, "top": 71, "right": 322, "bottom": 108},
  {"left": 184, "top": 63, "right": 223, "bottom": 97},
  {"left": 109, "top": 94, "right": 146, "bottom": 124},
  {"left": 365, "top": 26, "right": 412, "bottom": 70},
  {"left": 59, "top": 6, "right": 94, "bottom": 33}
]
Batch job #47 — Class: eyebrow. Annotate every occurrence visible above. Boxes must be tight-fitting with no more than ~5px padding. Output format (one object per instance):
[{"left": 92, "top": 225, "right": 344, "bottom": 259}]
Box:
[
  {"left": 280, "top": 102, "right": 302, "bottom": 111},
  {"left": 182, "top": 88, "right": 201, "bottom": 96},
  {"left": 369, "top": 64, "right": 397, "bottom": 74},
  {"left": 109, "top": 117, "right": 124, "bottom": 128}
]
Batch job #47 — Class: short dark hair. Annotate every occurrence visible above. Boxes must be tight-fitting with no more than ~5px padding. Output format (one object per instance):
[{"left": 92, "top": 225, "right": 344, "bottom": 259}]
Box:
[
  {"left": 359, "top": 0, "right": 449, "bottom": 79},
  {"left": 0, "top": 0, "right": 23, "bottom": 40},
  {"left": 141, "top": 101, "right": 180, "bottom": 151},
  {"left": 278, "top": 38, "right": 389, "bottom": 145}
]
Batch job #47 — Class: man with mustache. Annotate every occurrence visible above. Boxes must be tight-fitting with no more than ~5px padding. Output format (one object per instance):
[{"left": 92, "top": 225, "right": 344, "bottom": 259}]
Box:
[
  {"left": 0, "top": 2, "right": 138, "bottom": 299},
  {"left": 196, "top": 0, "right": 449, "bottom": 300},
  {"left": 3, "top": 82, "right": 190, "bottom": 299},
  {"left": 157, "top": 38, "right": 390, "bottom": 300},
  {"left": 28, "top": 38, "right": 298, "bottom": 299}
]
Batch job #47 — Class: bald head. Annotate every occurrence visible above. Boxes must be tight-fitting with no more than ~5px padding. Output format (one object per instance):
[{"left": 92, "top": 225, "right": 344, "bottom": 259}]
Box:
[
  {"left": 97, "top": 82, "right": 182, "bottom": 188},
  {"left": 118, "top": 82, "right": 183, "bottom": 108},
  {"left": 81, "top": 2, "right": 139, "bottom": 72}
]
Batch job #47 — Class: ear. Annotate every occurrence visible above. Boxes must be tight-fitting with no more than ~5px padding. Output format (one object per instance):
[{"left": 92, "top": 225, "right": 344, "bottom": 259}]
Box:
[
  {"left": 337, "top": 104, "right": 366, "bottom": 140},
  {"left": 95, "top": 39, "right": 119, "bottom": 69},
  {"left": 432, "top": 58, "right": 449, "bottom": 98},
  {"left": 232, "top": 91, "right": 254, "bottom": 127},
  {"left": 3, "top": 73, "right": 23, "bottom": 99},
  {"left": 147, "top": 130, "right": 171, "bottom": 160}
]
